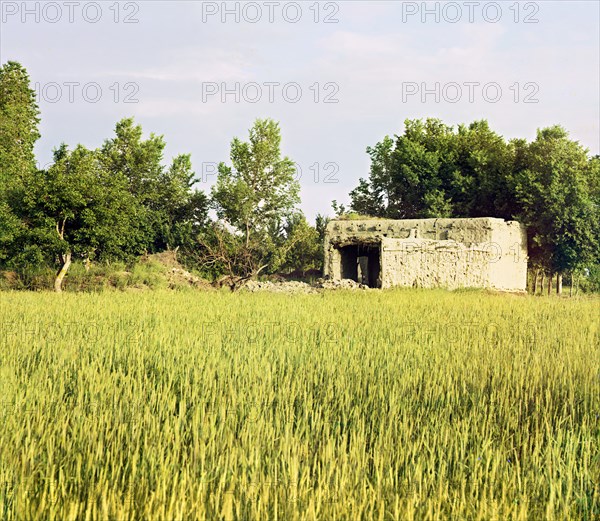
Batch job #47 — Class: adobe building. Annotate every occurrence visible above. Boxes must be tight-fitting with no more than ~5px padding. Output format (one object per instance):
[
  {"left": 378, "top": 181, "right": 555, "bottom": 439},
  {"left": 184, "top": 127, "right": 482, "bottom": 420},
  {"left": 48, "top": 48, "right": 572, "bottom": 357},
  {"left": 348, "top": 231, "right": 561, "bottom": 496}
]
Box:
[{"left": 323, "top": 218, "right": 527, "bottom": 291}]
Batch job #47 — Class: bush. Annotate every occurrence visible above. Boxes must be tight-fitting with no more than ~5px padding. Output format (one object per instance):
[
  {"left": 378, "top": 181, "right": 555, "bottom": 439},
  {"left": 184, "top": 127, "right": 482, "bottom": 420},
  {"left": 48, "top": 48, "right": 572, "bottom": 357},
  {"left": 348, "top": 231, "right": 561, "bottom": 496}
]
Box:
[
  {"left": 578, "top": 264, "right": 600, "bottom": 293},
  {"left": 13, "top": 265, "right": 55, "bottom": 291}
]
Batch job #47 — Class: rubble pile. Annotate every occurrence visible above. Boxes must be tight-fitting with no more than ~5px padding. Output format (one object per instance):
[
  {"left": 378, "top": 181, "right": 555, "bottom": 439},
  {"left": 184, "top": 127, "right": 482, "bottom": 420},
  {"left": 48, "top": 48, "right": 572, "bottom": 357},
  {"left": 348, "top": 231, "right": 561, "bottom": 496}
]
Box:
[
  {"left": 242, "top": 280, "right": 318, "bottom": 294},
  {"left": 241, "top": 278, "right": 369, "bottom": 293},
  {"left": 314, "top": 278, "right": 370, "bottom": 290}
]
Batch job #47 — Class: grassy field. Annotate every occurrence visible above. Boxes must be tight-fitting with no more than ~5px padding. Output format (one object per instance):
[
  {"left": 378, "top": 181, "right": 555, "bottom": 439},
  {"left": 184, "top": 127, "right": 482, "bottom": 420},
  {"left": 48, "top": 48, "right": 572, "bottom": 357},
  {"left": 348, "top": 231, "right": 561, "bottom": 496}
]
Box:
[{"left": 0, "top": 289, "right": 598, "bottom": 520}]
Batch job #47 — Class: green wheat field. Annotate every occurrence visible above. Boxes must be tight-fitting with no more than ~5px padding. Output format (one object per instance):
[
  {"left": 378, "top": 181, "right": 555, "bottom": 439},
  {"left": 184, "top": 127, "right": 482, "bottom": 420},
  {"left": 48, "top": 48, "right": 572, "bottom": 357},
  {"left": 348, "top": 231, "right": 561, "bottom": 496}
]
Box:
[{"left": 0, "top": 289, "right": 598, "bottom": 520}]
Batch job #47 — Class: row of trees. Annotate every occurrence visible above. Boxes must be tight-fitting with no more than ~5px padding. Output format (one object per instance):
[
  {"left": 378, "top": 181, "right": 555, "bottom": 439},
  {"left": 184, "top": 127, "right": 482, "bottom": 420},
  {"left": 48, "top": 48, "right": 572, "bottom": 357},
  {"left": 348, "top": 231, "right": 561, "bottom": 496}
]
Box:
[
  {"left": 0, "top": 61, "right": 322, "bottom": 291},
  {"left": 342, "top": 119, "right": 600, "bottom": 292},
  {"left": 2, "top": 61, "right": 599, "bottom": 293}
]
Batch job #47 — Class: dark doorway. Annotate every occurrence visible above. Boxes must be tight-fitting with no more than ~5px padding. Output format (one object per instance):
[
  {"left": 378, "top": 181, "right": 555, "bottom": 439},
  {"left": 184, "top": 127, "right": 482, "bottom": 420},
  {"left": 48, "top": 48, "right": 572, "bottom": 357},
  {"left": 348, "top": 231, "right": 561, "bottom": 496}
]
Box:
[{"left": 339, "top": 244, "right": 381, "bottom": 288}]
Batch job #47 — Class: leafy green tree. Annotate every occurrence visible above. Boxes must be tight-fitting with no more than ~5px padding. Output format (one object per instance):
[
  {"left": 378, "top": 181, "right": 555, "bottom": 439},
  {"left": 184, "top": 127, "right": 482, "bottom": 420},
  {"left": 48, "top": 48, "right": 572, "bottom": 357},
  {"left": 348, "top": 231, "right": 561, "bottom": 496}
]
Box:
[
  {"left": 0, "top": 61, "right": 41, "bottom": 266},
  {"left": 315, "top": 213, "right": 330, "bottom": 272},
  {"left": 451, "top": 120, "right": 514, "bottom": 218},
  {"left": 153, "top": 154, "right": 210, "bottom": 252},
  {"left": 0, "top": 61, "right": 40, "bottom": 189},
  {"left": 21, "top": 144, "right": 142, "bottom": 291},
  {"left": 267, "top": 213, "right": 321, "bottom": 275},
  {"left": 588, "top": 155, "right": 600, "bottom": 199},
  {"left": 349, "top": 136, "right": 393, "bottom": 217},
  {"left": 212, "top": 119, "right": 299, "bottom": 245},
  {"left": 100, "top": 118, "right": 210, "bottom": 254},
  {"left": 285, "top": 215, "right": 321, "bottom": 275},
  {"left": 512, "top": 126, "right": 600, "bottom": 291},
  {"left": 0, "top": 202, "right": 22, "bottom": 265},
  {"left": 210, "top": 118, "right": 300, "bottom": 277},
  {"left": 99, "top": 118, "right": 167, "bottom": 252},
  {"left": 350, "top": 119, "right": 516, "bottom": 219},
  {"left": 350, "top": 119, "right": 455, "bottom": 218}
]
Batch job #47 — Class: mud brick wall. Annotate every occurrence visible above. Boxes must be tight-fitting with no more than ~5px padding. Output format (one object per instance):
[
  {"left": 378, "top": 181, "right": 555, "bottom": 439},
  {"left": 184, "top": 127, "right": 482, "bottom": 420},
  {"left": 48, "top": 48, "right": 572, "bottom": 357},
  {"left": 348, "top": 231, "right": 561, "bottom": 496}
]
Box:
[{"left": 323, "top": 218, "right": 527, "bottom": 291}]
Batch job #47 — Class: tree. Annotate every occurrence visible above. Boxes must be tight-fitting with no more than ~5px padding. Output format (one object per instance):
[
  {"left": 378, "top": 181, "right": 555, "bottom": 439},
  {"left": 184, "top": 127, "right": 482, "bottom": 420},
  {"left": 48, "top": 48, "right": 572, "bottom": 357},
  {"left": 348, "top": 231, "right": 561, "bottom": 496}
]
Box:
[
  {"left": 99, "top": 118, "right": 168, "bottom": 253},
  {"left": 22, "top": 144, "right": 142, "bottom": 291},
  {"left": 349, "top": 119, "right": 517, "bottom": 220},
  {"left": 512, "top": 126, "right": 600, "bottom": 292},
  {"left": 349, "top": 136, "right": 393, "bottom": 217},
  {"left": 350, "top": 119, "right": 455, "bottom": 218},
  {"left": 451, "top": 120, "right": 514, "bottom": 218},
  {"left": 100, "top": 118, "right": 210, "bottom": 255},
  {"left": 0, "top": 201, "right": 22, "bottom": 265},
  {"left": 0, "top": 61, "right": 40, "bottom": 266},
  {"left": 315, "top": 213, "right": 330, "bottom": 273},
  {"left": 0, "top": 61, "right": 40, "bottom": 188},
  {"left": 267, "top": 213, "right": 321, "bottom": 275},
  {"left": 210, "top": 118, "right": 300, "bottom": 277},
  {"left": 284, "top": 215, "right": 322, "bottom": 275},
  {"left": 152, "top": 154, "right": 210, "bottom": 252},
  {"left": 588, "top": 155, "right": 600, "bottom": 201},
  {"left": 194, "top": 223, "right": 250, "bottom": 286}
]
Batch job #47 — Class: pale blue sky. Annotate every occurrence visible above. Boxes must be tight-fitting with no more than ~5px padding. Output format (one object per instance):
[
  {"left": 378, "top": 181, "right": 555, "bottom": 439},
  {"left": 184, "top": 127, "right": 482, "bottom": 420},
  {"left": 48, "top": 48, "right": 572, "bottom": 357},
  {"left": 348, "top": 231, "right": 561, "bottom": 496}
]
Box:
[{"left": 2, "top": 0, "right": 599, "bottom": 219}]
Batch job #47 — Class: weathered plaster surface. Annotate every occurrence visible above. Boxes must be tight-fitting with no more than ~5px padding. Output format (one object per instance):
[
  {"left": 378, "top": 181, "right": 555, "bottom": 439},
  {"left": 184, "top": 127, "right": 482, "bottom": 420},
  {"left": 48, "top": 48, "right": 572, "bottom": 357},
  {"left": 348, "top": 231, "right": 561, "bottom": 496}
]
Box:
[{"left": 323, "top": 218, "right": 527, "bottom": 291}]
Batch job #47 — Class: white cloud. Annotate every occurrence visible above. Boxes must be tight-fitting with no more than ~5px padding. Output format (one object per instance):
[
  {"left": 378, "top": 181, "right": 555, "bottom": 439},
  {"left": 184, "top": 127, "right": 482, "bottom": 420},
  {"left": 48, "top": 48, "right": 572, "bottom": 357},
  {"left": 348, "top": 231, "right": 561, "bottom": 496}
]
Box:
[{"left": 100, "top": 47, "right": 254, "bottom": 83}]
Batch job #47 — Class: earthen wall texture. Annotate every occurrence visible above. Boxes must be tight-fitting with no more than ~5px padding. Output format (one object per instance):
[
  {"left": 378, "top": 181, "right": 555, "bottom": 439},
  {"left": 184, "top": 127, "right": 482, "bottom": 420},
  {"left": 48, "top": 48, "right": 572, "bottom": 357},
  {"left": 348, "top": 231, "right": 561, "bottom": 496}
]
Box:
[{"left": 323, "top": 218, "right": 527, "bottom": 291}]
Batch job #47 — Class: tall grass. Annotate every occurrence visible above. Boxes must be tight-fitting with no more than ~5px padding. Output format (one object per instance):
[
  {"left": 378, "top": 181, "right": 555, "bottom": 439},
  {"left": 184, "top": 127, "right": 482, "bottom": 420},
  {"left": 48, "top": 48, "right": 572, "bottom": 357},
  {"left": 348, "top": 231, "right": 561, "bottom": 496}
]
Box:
[{"left": 0, "top": 290, "right": 598, "bottom": 520}]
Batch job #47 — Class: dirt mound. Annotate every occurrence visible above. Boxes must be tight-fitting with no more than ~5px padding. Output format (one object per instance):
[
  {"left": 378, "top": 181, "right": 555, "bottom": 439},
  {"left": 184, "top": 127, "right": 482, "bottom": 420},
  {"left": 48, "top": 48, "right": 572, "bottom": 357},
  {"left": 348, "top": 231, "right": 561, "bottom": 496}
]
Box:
[
  {"left": 166, "top": 266, "right": 214, "bottom": 290},
  {"left": 140, "top": 253, "right": 368, "bottom": 293},
  {"left": 145, "top": 250, "right": 180, "bottom": 268},
  {"left": 145, "top": 251, "right": 214, "bottom": 290}
]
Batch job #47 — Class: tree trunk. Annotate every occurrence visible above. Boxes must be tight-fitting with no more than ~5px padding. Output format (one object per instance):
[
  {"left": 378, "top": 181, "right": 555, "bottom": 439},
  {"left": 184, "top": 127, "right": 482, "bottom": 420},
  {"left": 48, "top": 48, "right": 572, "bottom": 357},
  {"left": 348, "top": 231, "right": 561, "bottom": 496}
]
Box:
[
  {"left": 569, "top": 272, "right": 573, "bottom": 297},
  {"left": 532, "top": 269, "right": 539, "bottom": 294},
  {"left": 54, "top": 251, "right": 72, "bottom": 293},
  {"left": 540, "top": 272, "right": 545, "bottom": 295},
  {"left": 556, "top": 273, "right": 562, "bottom": 295},
  {"left": 547, "top": 273, "right": 552, "bottom": 296}
]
